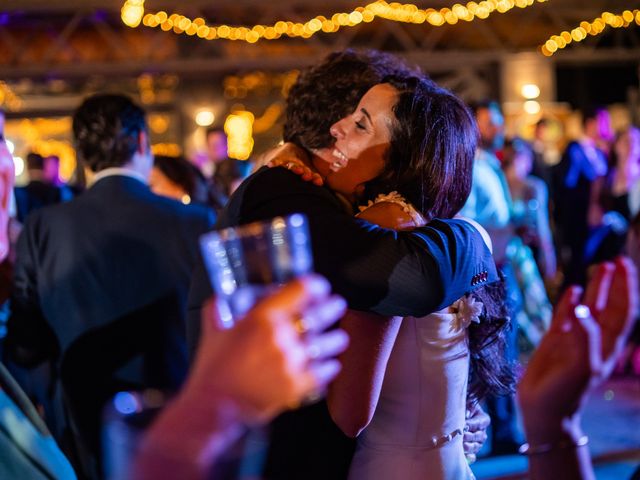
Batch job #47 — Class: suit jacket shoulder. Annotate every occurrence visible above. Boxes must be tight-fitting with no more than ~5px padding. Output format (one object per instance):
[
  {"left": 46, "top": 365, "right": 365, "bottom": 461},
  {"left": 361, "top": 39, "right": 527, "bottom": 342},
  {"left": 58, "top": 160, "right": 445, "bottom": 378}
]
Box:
[{"left": 217, "top": 166, "right": 343, "bottom": 228}]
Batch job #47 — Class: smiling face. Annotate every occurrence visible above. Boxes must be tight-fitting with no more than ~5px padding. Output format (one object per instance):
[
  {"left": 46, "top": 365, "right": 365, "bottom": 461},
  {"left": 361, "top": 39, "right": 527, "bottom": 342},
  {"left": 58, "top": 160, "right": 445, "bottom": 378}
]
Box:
[{"left": 312, "top": 83, "right": 398, "bottom": 201}]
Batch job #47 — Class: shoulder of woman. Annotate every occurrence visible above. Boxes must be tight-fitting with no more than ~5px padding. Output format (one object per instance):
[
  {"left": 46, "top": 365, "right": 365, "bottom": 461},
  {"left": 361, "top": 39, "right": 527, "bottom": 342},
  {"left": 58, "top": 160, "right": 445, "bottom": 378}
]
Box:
[{"left": 453, "top": 216, "right": 493, "bottom": 254}]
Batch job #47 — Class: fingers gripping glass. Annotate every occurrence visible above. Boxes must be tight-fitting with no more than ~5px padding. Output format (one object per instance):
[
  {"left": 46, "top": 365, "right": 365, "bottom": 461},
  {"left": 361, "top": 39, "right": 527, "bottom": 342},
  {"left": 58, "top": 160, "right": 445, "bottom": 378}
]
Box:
[{"left": 200, "top": 213, "right": 313, "bottom": 326}]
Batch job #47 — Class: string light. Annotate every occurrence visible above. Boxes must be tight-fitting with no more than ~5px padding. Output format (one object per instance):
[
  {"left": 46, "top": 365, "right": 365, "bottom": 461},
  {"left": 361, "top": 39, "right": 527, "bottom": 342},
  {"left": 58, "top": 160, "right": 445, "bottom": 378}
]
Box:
[
  {"left": 151, "top": 143, "right": 182, "bottom": 157},
  {"left": 124, "top": 0, "right": 549, "bottom": 44},
  {"left": 540, "top": 9, "right": 640, "bottom": 56},
  {"left": 225, "top": 111, "right": 254, "bottom": 160},
  {"left": 121, "top": 0, "right": 145, "bottom": 28}
]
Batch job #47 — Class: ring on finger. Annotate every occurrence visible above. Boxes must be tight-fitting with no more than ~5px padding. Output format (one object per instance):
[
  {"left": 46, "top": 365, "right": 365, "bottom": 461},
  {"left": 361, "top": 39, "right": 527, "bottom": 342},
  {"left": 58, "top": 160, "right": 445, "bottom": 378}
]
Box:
[
  {"left": 293, "top": 315, "right": 310, "bottom": 335},
  {"left": 331, "top": 161, "right": 343, "bottom": 170}
]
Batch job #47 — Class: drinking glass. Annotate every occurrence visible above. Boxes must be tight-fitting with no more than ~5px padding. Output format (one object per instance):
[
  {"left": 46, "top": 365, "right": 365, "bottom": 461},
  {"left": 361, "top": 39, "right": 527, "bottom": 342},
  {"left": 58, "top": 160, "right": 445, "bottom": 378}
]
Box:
[{"left": 199, "top": 213, "right": 313, "bottom": 327}]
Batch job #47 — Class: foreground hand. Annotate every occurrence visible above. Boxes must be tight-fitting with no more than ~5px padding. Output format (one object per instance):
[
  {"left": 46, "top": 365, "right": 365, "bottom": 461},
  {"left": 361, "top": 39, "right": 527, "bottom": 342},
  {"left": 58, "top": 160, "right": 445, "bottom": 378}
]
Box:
[
  {"left": 187, "top": 275, "right": 348, "bottom": 423},
  {"left": 266, "top": 142, "right": 324, "bottom": 186},
  {"left": 463, "top": 402, "right": 490, "bottom": 462},
  {"left": 518, "top": 257, "right": 637, "bottom": 440}
]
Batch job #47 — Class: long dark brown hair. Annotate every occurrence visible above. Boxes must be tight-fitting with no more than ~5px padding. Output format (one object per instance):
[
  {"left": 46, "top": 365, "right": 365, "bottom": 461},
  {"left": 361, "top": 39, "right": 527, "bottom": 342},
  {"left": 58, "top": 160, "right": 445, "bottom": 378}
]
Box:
[{"left": 366, "top": 76, "right": 516, "bottom": 401}]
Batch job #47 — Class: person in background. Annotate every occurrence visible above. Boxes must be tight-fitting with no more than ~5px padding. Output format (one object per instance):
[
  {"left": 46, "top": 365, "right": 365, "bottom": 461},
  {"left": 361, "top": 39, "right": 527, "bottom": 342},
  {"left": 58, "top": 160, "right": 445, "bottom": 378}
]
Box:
[
  {"left": 530, "top": 118, "right": 559, "bottom": 189},
  {"left": 0, "top": 111, "right": 14, "bottom": 313},
  {"left": 519, "top": 256, "right": 637, "bottom": 480},
  {"left": 43, "top": 154, "right": 77, "bottom": 197},
  {"left": 583, "top": 125, "right": 640, "bottom": 267},
  {"left": 149, "top": 155, "right": 211, "bottom": 208},
  {"left": 202, "top": 127, "right": 251, "bottom": 208},
  {"left": 625, "top": 126, "right": 640, "bottom": 218},
  {"left": 14, "top": 152, "right": 68, "bottom": 223},
  {"left": 551, "top": 106, "right": 614, "bottom": 286},
  {"left": 501, "top": 137, "right": 554, "bottom": 351},
  {"left": 502, "top": 137, "right": 556, "bottom": 282},
  {"left": 0, "top": 110, "right": 77, "bottom": 480},
  {"left": 459, "top": 100, "right": 524, "bottom": 455},
  {"left": 616, "top": 211, "right": 640, "bottom": 375},
  {"left": 5, "top": 94, "right": 214, "bottom": 477}
]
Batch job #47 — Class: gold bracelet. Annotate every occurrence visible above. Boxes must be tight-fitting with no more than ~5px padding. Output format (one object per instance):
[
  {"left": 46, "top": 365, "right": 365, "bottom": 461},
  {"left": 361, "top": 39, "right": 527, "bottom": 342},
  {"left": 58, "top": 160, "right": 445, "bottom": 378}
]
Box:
[{"left": 518, "top": 435, "right": 589, "bottom": 455}]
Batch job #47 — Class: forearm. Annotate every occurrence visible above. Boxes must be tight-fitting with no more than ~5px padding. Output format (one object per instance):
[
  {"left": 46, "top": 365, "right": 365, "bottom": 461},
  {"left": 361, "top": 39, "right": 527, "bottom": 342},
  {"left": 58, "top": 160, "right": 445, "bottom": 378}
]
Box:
[
  {"left": 327, "top": 311, "right": 401, "bottom": 437},
  {"left": 133, "top": 391, "right": 244, "bottom": 480}
]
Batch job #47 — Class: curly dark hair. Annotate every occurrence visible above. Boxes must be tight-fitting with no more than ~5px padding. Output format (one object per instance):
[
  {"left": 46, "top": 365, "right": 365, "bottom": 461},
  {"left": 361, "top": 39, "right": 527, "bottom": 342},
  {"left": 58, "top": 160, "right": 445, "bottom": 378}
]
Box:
[
  {"left": 72, "top": 94, "right": 147, "bottom": 172},
  {"left": 283, "top": 49, "right": 423, "bottom": 151},
  {"left": 362, "top": 76, "right": 477, "bottom": 221}
]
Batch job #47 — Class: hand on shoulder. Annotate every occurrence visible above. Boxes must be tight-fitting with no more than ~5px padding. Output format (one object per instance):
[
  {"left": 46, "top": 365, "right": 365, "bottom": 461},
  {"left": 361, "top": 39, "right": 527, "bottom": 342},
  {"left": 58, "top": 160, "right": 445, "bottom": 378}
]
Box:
[
  {"left": 265, "top": 143, "right": 324, "bottom": 186},
  {"left": 357, "top": 201, "right": 419, "bottom": 230}
]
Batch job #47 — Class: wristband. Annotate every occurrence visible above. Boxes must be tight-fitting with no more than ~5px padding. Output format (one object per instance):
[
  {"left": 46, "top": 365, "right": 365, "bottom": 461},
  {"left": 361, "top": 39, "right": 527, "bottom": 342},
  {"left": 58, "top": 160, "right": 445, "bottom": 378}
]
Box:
[{"left": 519, "top": 435, "right": 589, "bottom": 455}]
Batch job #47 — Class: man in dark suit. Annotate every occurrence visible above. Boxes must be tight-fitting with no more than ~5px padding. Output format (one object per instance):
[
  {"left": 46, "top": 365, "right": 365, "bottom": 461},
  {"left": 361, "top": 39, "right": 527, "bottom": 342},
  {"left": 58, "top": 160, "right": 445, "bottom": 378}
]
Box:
[
  {"left": 552, "top": 106, "right": 613, "bottom": 286},
  {"left": 14, "top": 152, "right": 67, "bottom": 223},
  {"left": 6, "top": 94, "right": 214, "bottom": 475},
  {"left": 187, "top": 50, "right": 496, "bottom": 480}
]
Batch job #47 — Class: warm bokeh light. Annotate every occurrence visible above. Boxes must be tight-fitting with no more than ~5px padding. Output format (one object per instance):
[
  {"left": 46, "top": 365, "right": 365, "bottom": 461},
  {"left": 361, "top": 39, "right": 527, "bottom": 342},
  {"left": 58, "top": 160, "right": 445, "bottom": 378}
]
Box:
[
  {"left": 541, "top": 9, "right": 640, "bottom": 56},
  {"left": 121, "top": 0, "right": 145, "bottom": 28},
  {"left": 129, "top": 0, "right": 548, "bottom": 44},
  {"left": 521, "top": 84, "right": 541, "bottom": 99},
  {"left": 151, "top": 143, "right": 182, "bottom": 157},
  {"left": 5, "top": 139, "right": 14, "bottom": 155},
  {"left": 13, "top": 156, "right": 24, "bottom": 177},
  {"left": 224, "top": 111, "right": 254, "bottom": 160},
  {"left": 524, "top": 100, "right": 541, "bottom": 115},
  {"left": 195, "top": 110, "right": 215, "bottom": 127}
]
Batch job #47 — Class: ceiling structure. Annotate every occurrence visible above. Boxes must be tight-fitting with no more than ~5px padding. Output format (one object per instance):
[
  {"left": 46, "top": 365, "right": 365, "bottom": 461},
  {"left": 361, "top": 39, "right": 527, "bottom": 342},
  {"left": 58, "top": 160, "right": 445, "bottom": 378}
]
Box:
[{"left": 0, "top": 0, "right": 637, "bottom": 116}]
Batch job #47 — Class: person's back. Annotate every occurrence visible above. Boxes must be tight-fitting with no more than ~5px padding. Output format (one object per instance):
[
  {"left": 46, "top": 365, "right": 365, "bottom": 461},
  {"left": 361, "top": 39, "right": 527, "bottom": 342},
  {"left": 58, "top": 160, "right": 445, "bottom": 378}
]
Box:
[
  {"left": 14, "top": 153, "right": 66, "bottom": 222},
  {"left": 17, "top": 176, "right": 212, "bottom": 356},
  {"left": 7, "top": 94, "right": 214, "bottom": 476}
]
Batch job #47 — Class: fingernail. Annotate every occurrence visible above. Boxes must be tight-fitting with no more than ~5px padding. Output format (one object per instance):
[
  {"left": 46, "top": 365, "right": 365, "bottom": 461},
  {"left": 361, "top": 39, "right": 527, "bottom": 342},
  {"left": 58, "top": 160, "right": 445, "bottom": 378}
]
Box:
[{"left": 303, "top": 274, "right": 331, "bottom": 296}]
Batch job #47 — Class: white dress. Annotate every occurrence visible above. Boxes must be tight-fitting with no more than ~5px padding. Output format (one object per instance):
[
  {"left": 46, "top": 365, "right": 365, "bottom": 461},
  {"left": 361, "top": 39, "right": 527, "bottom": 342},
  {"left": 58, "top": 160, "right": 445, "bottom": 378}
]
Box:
[{"left": 348, "top": 192, "right": 481, "bottom": 480}]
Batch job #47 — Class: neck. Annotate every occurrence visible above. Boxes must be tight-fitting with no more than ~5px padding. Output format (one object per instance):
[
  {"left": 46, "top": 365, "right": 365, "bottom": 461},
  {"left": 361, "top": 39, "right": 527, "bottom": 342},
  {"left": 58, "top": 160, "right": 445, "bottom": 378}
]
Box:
[{"left": 311, "top": 155, "right": 330, "bottom": 180}]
